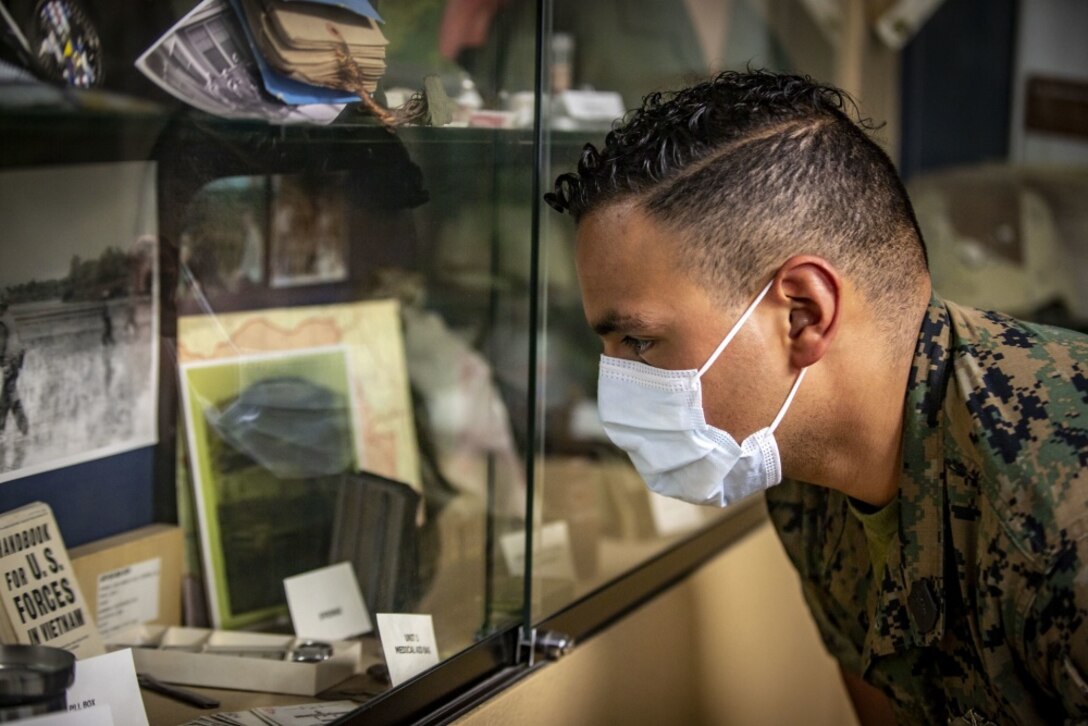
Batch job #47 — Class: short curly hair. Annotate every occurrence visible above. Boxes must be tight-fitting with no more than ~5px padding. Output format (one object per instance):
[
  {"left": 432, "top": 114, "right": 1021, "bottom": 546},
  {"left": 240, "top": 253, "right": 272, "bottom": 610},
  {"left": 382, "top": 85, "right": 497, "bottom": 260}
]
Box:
[{"left": 546, "top": 70, "right": 928, "bottom": 315}]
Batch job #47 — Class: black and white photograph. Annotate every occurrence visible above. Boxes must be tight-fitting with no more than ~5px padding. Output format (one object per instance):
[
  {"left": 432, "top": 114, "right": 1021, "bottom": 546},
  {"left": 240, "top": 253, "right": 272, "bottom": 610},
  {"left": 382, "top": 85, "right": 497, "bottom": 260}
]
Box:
[
  {"left": 0, "top": 161, "right": 159, "bottom": 483},
  {"left": 134, "top": 0, "right": 342, "bottom": 124}
]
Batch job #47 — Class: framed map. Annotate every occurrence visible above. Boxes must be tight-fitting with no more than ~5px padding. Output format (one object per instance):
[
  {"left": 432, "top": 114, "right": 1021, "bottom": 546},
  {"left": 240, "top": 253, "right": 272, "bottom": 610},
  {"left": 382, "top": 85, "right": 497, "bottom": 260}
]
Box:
[{"left": 178, "top": 299, "right": 419, "bottom": 490}]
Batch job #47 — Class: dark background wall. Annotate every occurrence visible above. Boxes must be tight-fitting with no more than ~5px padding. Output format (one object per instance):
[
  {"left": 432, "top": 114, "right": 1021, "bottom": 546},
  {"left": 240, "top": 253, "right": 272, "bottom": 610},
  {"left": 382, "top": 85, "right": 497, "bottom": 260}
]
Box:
[{"left": 899, "top": 0, "right": 1019, "bottom": 180}]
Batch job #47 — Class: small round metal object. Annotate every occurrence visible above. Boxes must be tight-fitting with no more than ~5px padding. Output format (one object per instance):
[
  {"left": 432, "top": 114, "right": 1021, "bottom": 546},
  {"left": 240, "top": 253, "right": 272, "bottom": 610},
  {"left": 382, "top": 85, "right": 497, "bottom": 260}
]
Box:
[
  {"left": 0, "top": 645, "right": 75, "bottom": 722},
  {"left": 289, "top": 641, "right": 333, "bottom": 663},
  {"left": 537, "top": 631, "right": 574, "bottom": 660}
]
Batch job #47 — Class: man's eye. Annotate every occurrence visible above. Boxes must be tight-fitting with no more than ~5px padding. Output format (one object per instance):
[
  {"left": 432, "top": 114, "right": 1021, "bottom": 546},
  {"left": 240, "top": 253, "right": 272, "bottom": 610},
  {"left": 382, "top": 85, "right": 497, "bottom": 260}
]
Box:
[{"left": 621, "top": 336, "right": 653, "bottom": 355}]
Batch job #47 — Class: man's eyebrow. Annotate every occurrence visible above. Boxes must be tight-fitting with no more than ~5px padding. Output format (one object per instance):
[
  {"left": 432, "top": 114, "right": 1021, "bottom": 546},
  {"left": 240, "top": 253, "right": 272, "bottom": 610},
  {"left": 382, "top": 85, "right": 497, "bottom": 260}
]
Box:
[{"left": 590, "top": 311, "right": 658, "bottom": 337}]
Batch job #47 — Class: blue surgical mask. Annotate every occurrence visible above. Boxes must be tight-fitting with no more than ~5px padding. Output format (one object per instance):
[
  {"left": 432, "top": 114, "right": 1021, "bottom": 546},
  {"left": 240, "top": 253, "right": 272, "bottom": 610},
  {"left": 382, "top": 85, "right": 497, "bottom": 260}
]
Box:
[{"left": 596, "top": 280, "right": 806, "bottom": 507}]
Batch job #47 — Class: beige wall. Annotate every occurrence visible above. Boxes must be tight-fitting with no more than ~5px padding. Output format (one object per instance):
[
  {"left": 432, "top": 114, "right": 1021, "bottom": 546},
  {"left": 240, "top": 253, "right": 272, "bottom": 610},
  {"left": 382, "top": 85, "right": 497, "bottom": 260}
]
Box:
[{"left": 457, "top": 519, "right": 857, "bottom": 726}]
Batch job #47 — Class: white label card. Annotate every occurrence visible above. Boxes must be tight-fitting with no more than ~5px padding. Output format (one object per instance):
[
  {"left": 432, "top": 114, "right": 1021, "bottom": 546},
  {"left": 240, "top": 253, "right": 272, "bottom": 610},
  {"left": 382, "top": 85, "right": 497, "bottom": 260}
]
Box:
[
  {"left": 95, "top": 557, "right": 161, "bottom": 639},
  {"left": 284, "top": 561, "right": 372, "bottom": 640},
  {"left": 648, "top": 493, "right": 705, "bottom": 536},
  {"left": 68, "top": 649, "right": 147, "bottom": 726},
  {"left": 376, "top": 613, "right": 439, "bottom": 687},
  {"left": 499, "top": 520, "right": 576, "bottom": 580}
]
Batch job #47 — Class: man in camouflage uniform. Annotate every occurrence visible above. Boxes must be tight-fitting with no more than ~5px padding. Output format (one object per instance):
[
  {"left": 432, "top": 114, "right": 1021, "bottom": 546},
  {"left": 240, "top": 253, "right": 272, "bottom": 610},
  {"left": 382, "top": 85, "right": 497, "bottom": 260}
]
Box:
[
  {"left": 0, "top": 297, "right": 29, "bottom": 438},
  {"left": 546, "top": 70, "right": 1087, "bottom": 724},
  {"left": 768, "top": 300, "right": 1088, "bottom": 724}
]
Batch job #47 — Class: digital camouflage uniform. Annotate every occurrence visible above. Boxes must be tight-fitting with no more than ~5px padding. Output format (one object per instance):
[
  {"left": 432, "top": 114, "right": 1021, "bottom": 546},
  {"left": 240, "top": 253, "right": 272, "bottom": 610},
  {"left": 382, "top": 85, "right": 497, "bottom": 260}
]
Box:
[{"left": 767, "top": 295, "right": 1088, "bottom": 724}]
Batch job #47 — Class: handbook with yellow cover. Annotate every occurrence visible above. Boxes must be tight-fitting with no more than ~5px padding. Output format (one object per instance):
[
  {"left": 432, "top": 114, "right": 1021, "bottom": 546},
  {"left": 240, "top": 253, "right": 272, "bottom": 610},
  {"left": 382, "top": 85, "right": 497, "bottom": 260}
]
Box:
[{"left": 0, "top": 501, "right": 104, "bottom": 658}]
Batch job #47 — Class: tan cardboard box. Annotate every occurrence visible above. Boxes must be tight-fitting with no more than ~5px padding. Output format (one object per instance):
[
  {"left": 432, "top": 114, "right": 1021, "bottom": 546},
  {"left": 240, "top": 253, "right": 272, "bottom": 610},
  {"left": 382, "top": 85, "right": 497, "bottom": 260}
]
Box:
[{"left": 70, "top": 524, "right": 184, "bottom": 630}]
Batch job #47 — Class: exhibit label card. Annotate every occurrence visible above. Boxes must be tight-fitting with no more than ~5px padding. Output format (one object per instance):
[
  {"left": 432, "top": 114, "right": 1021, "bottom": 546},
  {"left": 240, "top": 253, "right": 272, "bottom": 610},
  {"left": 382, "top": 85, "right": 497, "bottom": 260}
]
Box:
[
  {"left": 284, "top": 561, "right": 372, "bottom": 640},
  {"left": 68, "top": 648, "right": 147, "bottom": 725},
  {"left": 0, "top": 501, "right": 104, "bottom": 658},
  {"left": 376, "top": 613, "right": 439, "bottom": 687},
  {"left": 499, "top": 520, "right": 576, "bottom": 580},
  {"left": 95, "top": 558, "right": 161, "bottom": 639}
]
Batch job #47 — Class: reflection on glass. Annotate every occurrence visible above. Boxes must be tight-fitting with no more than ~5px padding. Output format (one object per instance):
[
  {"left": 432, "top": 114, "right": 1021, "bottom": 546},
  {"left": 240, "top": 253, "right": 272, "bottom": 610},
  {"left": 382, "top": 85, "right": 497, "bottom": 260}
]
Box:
[
  {"left": 172, "top": 107, "right": 535, "bottom": 707},
  {"left": 179, "top": 176, "right": 268, "bottom": 301}
]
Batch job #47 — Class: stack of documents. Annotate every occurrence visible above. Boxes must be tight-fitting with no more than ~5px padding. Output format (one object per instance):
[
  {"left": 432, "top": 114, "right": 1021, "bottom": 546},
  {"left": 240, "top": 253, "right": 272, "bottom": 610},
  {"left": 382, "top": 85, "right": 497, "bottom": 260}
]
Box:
[
  {"left": 137, "top": 0, "right": 388, "bottom": 120},
  {"left": 184, "top": 700, "right": 358, "bottom": 725},
  {"left": 136, "top": 0, "right": 350, "bottom": 124},
  {"left": 237, "top": 0, "right": 387, "bottom": 93}
]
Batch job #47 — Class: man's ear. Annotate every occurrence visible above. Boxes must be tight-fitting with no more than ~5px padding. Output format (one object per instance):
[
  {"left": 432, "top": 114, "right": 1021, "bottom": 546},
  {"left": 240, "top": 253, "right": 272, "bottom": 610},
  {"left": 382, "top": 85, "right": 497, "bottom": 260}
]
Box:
[{"left": 775, "top": 255, "right": 841, "bottom": 370}]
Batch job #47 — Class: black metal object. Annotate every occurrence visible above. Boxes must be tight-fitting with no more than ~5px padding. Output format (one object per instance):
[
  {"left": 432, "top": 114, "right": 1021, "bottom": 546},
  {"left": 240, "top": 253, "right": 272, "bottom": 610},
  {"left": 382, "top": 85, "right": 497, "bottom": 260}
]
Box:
[
  {"left": 329, "top": 471, "right": 423, "bottom": 614},
  {"left": 0, "top": 644, "right": 75, "bottom": 721}
]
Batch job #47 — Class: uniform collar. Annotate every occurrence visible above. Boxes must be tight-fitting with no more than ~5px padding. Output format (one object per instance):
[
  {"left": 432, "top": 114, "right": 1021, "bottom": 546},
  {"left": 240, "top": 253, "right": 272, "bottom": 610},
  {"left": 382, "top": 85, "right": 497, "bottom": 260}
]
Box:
[{"left": 864, "top": 294, "right": 952, "bottom": 663}]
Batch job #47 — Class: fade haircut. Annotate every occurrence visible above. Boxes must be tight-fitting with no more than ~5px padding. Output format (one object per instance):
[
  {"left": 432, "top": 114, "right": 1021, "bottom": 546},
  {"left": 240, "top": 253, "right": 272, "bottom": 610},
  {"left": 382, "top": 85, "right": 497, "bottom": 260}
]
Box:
[{"left": 545, "top": 70, "right": 928, "bottom": 328}]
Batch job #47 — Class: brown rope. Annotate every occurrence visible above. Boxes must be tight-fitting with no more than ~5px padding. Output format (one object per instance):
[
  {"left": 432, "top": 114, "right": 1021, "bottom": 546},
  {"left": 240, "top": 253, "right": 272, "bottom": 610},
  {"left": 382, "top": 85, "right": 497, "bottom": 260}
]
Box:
[{"left": 328, "top": 23, "right": 428, "bottom": 129}]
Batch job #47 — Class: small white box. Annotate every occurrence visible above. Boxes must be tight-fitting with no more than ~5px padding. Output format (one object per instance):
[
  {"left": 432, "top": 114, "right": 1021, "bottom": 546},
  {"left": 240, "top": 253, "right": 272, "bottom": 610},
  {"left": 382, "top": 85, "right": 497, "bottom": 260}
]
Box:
[{"left": 106, "top": 625, "right": 361, "bottom": 696}]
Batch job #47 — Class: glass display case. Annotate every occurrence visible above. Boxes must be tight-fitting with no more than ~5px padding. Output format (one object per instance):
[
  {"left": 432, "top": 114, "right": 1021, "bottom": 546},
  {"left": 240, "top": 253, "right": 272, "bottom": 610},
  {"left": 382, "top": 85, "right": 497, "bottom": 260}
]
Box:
[
  {"left": 0, "top": 1, "right": 780, "bottom": 721},
  {"left": 1, "top": 0, "right": 1082, "bottom": 723}
]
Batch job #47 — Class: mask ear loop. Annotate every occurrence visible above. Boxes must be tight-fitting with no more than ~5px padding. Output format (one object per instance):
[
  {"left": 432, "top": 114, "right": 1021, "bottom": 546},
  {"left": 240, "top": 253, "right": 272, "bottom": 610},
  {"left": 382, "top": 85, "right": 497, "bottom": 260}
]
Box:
[
  {"left": 769, "top": 366, "right": 807, "bottom": 433},
  {"left": 696, "top": 279, "right": 775, "bottom": 379}
]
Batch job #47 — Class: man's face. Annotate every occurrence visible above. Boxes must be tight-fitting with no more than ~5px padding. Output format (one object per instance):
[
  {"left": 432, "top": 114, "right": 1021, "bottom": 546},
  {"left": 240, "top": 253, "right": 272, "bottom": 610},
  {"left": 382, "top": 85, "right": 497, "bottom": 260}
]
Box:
[{"left": 575, "top": 201, "right": 787, "bottom": 440}]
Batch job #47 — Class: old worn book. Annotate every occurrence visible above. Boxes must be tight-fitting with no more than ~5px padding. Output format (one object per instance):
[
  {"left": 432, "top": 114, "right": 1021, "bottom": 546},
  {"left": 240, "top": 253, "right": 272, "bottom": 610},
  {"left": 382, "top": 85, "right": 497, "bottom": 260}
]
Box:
[
  {"left": 264, "top": 0, "right": 388, "bottom": 51},
  {"left": 237, "top": 0, "right": 387, "bottom": 92},
  {"left": 0, "top": 501, "right": 104, "bottom": 658}
]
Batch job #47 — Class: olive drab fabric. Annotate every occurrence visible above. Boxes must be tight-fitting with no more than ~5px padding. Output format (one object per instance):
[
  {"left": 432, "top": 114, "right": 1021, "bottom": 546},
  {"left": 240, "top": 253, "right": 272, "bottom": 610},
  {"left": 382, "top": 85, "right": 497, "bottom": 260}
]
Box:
[{"left": 767, "top": 295, "right": 1088, "bottom": 724}]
